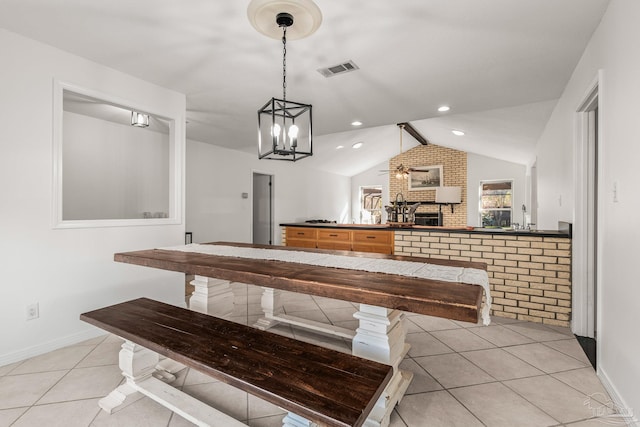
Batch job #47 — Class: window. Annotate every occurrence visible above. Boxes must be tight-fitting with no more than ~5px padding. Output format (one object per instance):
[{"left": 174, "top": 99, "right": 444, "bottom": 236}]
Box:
[
  {"left": 479, "top": 180, "right": 513, "bottom": 227},
  {"left": 359, "top": 186, "right": 382, "bottom": 224}
]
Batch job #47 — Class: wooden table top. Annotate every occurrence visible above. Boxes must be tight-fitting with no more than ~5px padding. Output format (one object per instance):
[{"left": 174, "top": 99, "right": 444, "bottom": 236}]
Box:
[{"left": 114, "top": 242, "right": 486, "bottom": 323}]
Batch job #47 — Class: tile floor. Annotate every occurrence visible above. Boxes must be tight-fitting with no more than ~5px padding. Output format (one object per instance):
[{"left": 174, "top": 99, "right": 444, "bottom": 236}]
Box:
[{"left": 0, "top": 283, "right": 624, "bottom": 427}]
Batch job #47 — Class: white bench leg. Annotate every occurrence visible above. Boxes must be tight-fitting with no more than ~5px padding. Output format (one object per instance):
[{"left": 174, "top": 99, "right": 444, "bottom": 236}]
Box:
[
  {"left": 353, "top": 304, "right": 413, "bottom": 427},
  {"left": 282, "top": 411, "right": 318, "bottom": 427},
  {"left": 100, "top": 340, "right": 158, "bottom": 413}
]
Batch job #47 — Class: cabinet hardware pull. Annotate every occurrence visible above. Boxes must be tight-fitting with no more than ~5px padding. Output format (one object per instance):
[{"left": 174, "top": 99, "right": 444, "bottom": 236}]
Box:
[
  {"left": 366, "top": 236, "right": 376, "bottom": 239},
  {"left": 297, "top": 232, "right": 304, "bottom": 235},
  {"left": 329, "top": 234, "right": 338, "bottom": 237}
]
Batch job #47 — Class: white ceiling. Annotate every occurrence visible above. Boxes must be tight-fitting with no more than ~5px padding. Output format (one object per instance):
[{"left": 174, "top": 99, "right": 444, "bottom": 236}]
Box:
[{"left": 0, "top": 0, "right": 609, "bottom": 175}]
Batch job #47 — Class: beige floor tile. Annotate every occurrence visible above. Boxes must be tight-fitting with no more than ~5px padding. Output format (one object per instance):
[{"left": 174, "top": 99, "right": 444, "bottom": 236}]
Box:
[
  {"left": 71, "top": 334, "right": 109, "bottom": 347},
  {"left": 0, "top": 370, "right": 67, "bottom": 409},
  {"left": 544, "top": 339, "right": 592, "bottom": 364},
  {"left": 10, "top": 345, "right": 95, "bottom": 375},
  {"left": 460, "top": 348, "right": 544, "bottom": 381},
  {"left": 504, "top": 343, "right": 588, "bottom": 373},
  {"left": 183, "top": 368, "right": 219, "bottom": 387},
  {"left": 37, "top": 365, "right": 123, "bottom": 404},
  {"left": 431, "top": 328, "right": 496, "bottom": 352},
  {"left": 503, "top": 322, "right": 574, "bottom": 342},
  {"left": 0, "top": 361, "right": 21, "bottom": 377},
  {"left": 400, "top": 358, "right": 443, "bottom": 394},
  {"left": 413, "top": 353, "right": 495, "bottom": 389},
  {"left": 396, "top": 391, "right": 483, "bottom": 427},
  {"left": 182, "top": 381, "right": 248, "bottom": 421},
  {"left": 565, "top": 416, "right": 632, "bottom": 426},
  {"left": 504, "top": 375, "right": 598, "bottom": 423},
  {"left": 468, "top": 325, "right": 534, "bottom": 347},
  {"left": 76, "top": 340, "right": 122, "bottom": 368},
  {"left": 12, "top": 399, "right": 101, "bottom": 427},
  {"left": 92, "top": 395, "right": 174, "bottom": 426},
  {"left": 407, "top": 315, "right": 460, "bottom": 332},
  {"left": 312, "top": 297, "right": 354, "bottom": 309},
  {"left": 0, "top": 407, "right": 27, "bottom": 426},
  {"left": 406, "top": 332, "right": 453, "bottom": 357},
  {"left": 450, "top": 382, "right": 559, "bottom": 427},
  {"left": 552, "top": 368, "right": 611, "bottom": 402},
  {"left": 404, "top": 319, "right": 424, "bottom": 334},
  {"left": 489, "top": 315, "right": 525, "bottom": 325},
  {"left": 389, "top": 409, "right": 408, "bottom": 427},
  {"left": 321, "top": 307, "right": 357, "bottom": 323},
  {"left": 248, "top": 394, "right": 286, "bottom": 419}
]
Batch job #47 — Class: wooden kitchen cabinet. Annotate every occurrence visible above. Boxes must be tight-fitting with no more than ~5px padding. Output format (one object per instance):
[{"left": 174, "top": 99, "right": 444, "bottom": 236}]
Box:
[
  {"left": 284, "top": 226, "right": 394, "bottom": 254},
  {"left": 285, "top": 227, "right": 317, "bottom": 249},
  {"left": 317, "top": 229, "right": 352, "bottom": 251},
  {"left": 352, "top": 230, "right": 394, "bottom": 254}
]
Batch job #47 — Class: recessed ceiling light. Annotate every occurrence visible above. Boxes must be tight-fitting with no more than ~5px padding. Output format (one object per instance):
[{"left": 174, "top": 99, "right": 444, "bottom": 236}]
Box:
[
  {"left": 336, "top": 145, "right": 344, "bottom": 150},
  {"left": 452, "top": 130, "right": 465, "bottom": 136},
  {"left": 438, "top": 106, "right": 450, "bottom": 112},
  {"left": 352, "top": 142, "right": 364, "bottom": 149},
  {"left": 351, "top": 121, "right": 363, "bottom": 126}
]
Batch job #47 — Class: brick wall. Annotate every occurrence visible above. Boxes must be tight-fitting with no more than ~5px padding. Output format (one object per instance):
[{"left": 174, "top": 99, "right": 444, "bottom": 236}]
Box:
[
  {"left": 389, "top": 144, "right": 467, "bottom": 227},
  {"left": 395, "top": 231, "right": 572, "bottom": 326}
]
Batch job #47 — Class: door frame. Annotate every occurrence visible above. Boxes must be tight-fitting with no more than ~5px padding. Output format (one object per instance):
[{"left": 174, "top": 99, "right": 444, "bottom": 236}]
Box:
[
  {"left": 573, "top": 70, "right": 604, "bottom": 341},
  {"left": 251, "top": 170, "right": 275, "bottom": 245}
]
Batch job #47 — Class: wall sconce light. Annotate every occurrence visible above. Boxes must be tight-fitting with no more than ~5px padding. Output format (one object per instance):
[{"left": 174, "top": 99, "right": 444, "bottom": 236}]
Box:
[{"left": 131, "top": 111, "right": 149, "bottom": 128}]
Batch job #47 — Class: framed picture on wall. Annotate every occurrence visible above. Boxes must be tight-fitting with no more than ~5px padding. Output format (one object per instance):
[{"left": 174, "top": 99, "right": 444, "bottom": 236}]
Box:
[{"left": 408, "top": 165, "right": 443, "bottom": 190}]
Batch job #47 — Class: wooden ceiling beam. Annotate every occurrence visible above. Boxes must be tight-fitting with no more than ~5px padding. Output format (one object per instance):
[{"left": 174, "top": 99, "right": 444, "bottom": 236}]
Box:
[{"left": 397, "top": 122, "right": 429, "bottom": 145}]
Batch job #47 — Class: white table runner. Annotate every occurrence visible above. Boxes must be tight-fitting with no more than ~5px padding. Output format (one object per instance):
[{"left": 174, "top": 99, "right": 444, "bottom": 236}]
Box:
[{"left": 161, "top": 243, "right": 491, "bottom": 325}]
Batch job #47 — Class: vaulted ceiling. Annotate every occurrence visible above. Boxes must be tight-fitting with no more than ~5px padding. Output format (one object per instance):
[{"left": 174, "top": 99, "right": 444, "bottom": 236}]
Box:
[{"left": 0, "top": 0, "right": 610, "bottom": 175}]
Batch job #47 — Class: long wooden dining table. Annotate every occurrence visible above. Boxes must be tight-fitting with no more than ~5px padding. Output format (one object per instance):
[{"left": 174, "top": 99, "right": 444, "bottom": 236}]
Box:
[{"left": 114, "top": 242, "right": 487, "bottom": 427}]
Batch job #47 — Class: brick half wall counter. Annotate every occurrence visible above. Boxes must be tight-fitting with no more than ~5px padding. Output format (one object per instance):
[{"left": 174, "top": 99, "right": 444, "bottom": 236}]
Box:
[{"left": 394, "top": 231, "right": 572, "bottom": 326}]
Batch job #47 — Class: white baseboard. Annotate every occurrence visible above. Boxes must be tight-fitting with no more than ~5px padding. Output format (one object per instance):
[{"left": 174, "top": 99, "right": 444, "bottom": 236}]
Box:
[
  {"left": 0, "top": 327, "right": 106, "bottom": 367},
  {"left": 598, "top": 366, "right": 639, "bottom": 426}
]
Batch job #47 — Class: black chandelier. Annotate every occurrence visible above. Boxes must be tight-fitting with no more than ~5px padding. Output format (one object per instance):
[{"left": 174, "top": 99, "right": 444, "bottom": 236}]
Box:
[{"left": 257, "top": 13, "right": 313, "bottom": 161}]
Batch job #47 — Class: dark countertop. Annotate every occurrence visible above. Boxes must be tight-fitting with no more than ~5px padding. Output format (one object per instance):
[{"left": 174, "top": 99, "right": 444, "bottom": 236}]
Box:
[{"left": 280, "top": 223, "right": 571, "bottom": 238}]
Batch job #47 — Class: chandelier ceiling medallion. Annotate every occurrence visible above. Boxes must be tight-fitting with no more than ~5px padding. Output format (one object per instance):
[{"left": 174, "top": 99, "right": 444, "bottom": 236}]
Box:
[{"left": 248, "top": 0, "right": 322, "bottom": 161}]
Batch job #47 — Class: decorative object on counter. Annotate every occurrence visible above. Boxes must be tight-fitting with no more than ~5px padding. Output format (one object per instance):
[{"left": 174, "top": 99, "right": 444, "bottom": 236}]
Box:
[
  {"left": 386, "top": 193, "right": 420, "bottom": 227},
  {"left": 303, "top": 219, "right": 336, "bottom": 224},
  {"left": 409, "top": 165, "right": 443, "bottom": 190},
  {"left": 250, "top": 0, "right": 321, "bottom": 161}
]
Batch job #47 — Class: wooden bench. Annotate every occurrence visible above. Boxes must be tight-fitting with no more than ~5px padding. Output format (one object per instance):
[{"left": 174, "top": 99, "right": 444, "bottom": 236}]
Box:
[{"left": 80, "top": 297, "right": 393, "bottom": 427}]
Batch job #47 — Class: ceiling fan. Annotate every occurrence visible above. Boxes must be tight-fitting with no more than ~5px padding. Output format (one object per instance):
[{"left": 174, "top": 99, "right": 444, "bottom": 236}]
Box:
[{"left": 379, "top": 123, "right": 428, "bottom": 179}]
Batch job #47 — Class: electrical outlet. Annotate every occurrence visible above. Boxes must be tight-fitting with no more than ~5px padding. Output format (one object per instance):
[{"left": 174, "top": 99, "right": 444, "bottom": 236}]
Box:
[{"left": 26, "top": 303, "right": 39, "bottom": 320}]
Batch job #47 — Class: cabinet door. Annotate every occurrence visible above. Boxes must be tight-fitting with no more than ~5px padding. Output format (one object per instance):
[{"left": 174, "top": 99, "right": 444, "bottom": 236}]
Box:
[
  {"left": 286, "top": 239, "right": 317, "bottom": 249},
  {"left": 317, "top": 241, "right": 352, "bottom": 251},
  {"left": 352, "top": 243, "right": 393, "bottom": 255}
]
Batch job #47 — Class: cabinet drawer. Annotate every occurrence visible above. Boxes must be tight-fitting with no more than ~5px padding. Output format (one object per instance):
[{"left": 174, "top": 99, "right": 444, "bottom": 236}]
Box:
[
  {"left": 352, "top": 230, "right": 393, "bottom": 245},
  {"left": 286, "top": 239, "right": 317, "bottom": 249},
  {"left": 286, "top": 228, "right": 317, "bottom": 240},
  {"left": 317, "top": 229, "right": 351, "bottom": 242}
]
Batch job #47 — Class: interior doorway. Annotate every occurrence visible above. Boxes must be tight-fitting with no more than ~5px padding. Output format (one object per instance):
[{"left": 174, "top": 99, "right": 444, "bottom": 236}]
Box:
[
  {"left": 574, "top": 74, "right": 601, "bottom": 363},
  {"left": 252, "top": 172, "right": 273, "bottom": 245}
]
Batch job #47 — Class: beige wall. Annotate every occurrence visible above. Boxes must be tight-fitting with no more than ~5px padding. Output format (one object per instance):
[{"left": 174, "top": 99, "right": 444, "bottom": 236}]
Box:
[{"left": 389, "top": 144, "right": 467, "bottom": 226}]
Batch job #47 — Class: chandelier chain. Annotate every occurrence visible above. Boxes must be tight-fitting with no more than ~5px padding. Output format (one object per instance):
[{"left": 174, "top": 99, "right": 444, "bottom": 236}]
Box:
[{"left": 282, "top": 26, "right": 287, "bottom": 102}]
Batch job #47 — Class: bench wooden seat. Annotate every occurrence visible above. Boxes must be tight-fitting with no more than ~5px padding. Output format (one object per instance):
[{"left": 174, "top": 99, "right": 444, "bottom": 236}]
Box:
[{"left": 80, "top": 297, "right": 393, "bottom": 427}]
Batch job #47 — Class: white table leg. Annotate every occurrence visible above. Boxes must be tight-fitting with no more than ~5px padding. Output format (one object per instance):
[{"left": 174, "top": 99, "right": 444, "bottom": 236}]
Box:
[
  {"left": 254, "top": 287, "right": 284, "bottom": 330},
  {"left": 353, "top": 304, "right": 412, "bottom": 427},
  {"left": 188, "top": 275, "right": 235, "bottom": 318},
  {"left": 99, "top": 340, "right": 158, "bottom": 413}
]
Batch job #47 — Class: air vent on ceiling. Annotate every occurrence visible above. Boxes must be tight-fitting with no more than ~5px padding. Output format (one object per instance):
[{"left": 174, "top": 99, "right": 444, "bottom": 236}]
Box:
[{"left": 317, "top": 60, "right": 359, "bottom": 78}]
